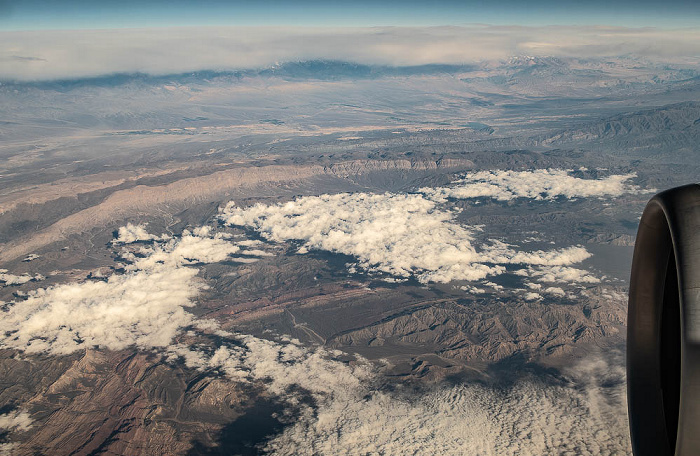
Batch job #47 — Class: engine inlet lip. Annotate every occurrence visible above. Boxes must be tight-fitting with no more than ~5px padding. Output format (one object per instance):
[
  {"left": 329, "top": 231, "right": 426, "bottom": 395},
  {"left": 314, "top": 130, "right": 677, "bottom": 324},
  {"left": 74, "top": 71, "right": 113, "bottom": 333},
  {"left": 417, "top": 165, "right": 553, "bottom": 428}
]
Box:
[{"left": 627, "top": 183, "right": 700, "bottom": 456}]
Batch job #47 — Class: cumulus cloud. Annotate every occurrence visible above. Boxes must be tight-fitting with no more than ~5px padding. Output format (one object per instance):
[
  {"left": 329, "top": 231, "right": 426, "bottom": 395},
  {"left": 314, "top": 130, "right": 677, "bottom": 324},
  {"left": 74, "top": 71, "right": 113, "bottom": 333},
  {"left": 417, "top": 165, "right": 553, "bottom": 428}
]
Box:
[
  {"left": 0, "top": 409, "right": 32, "bottom": 456},
  {"left": 123, "top": 228, "right": 240, "bottom": 269},
  {"left": 1, "top": 25, "right": 699, "bottom": 81},
  {"left": 483, "top": 240, "right": 591, "bottom": 265},
  {"left": 0, "top": 269, "right": 43, "bottom": 286},
  {"left": 112, "top": 223, "right": 169, "bottom": 244},
  {"left": 421, "top": 169, "right": 646, "bottom": 202},
  {"left": 524, "top": 292, "right": 542, "bottom": 301},
  {"left": 520, "top": 265, "right": 602, "bottom": 284},
  {"left": 0, "top": 410, "right": 32, "bottom": 433},
  {"left": 460, "top": 285, "right": 486, "bottom": 294},
  {"left": 219, "top": 193, "right": 593, "bottom": 284},
  {"left": 0, "top": 227, "right": 243, "bottom": 355},
  {"left": 170, "top": 336, "right": 373, "bottom": 399},
  {"left": 543, "top": 286, "right": 567, "bottom": 297}
]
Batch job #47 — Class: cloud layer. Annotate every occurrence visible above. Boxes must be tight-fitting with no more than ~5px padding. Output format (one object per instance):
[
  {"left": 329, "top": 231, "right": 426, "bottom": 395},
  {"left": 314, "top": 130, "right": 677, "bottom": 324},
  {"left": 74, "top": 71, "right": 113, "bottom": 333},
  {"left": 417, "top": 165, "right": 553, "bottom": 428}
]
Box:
[
  {"left": 265, "top": 360, "right": 630, "bottom": 455},
  {"left": 2, "top": 25, "right": 700, "bottom": 81},
  {"left": 219, "top": 192, "right": 592, "bottom": 284},
  {"left": 170, "top": 337, "right": 631, "bottom": 455},
  {"left": 274, "top": 355, "right": 630, "bottom": 455},
  {"left": 421, "top": 169, "right": 645, "bottom": 202}
]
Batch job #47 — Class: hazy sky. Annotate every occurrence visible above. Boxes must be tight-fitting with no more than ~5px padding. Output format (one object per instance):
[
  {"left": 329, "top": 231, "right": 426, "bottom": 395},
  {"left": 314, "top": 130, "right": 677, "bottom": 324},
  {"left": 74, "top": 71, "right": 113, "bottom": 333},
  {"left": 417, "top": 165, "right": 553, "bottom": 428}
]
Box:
[
  {"left": 2, "top": 25, "right": 700, "bottom": 81},
  {"left": 1, "top": 0, "right": 700, "bottom": 30}
]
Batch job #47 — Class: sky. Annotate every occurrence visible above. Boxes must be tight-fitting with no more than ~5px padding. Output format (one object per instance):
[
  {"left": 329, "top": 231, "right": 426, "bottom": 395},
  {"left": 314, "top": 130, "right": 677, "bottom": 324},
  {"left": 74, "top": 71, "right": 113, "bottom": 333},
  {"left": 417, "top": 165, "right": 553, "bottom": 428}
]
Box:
[
  {"left": 2, "top": 24, "right": 700, "bottom": 81},
  {"left": 1, "top": 0, "right": 700, "bottom": 30},
  {"left": 1, "top": 0, "right": 699, "bottom": 81}
]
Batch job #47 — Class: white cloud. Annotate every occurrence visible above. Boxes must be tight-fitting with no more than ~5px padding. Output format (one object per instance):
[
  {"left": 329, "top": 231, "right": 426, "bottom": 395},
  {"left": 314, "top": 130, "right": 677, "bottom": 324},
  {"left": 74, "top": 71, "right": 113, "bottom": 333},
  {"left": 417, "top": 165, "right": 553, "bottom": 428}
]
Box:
[
  {"left": 237, "top": 249, "right": 274, "bottom": 257},
  {"left": 0, "top": 410, "right": 32, "bottom": 433},
  {"left": 524, "top": 292, "right": 542, "bottom": 301},
  {"left": 460, "top": 285, "right": 486, "bottom": 294},
  {"left": 0, "top": 269, "right": 43, "bottom": 286},
  {"left": 220, "top": 194, "right": 495, "bottom": 283},
  {"left": 421, "top": 169, "right": 646, "bottom": 203},
  {"left": 0, "top": 227, "right": 241, "bottom": 355},
  {"left": 483, "top": 240, "right": 591, "bottom": 266},
  {"left": 124, "top": 229, "right": 240, "bottom": 269},
  {"left": 521, "top": 284, "right": 568, "bottom": 300},
  {"left": 1, "top": 263, "right": 201, "bottom": 355},
  {"left": 523, "top": 265, "right": 602, "bottom": 284},
  {"left": 220, "top": 193, "right": 593, "bottom": 284},
  {"left": 112, "top": 223, "right": 169, "bottom": 244},
  {"left": 484, "top": 281, "right": 504, "bottom": 291},
  {"left": 170, "top": 336, "right": 373, "bottom": 399},
  {"left": 543, "top": 286, "right": 567, "bottom": 297},
  {"left": 164, "top": 334, "right": 630, "bottom": 455},
  {"left": 264, "top": 370, "right": 630, "bottom": 455},
  {"left": 1, "top": 25, "right": 699, "bottom": 81},
  {"left": 0, "top": 409, "right": 32, "bottom": 456},
  {"left": 237, "top": 239, "right": 264, "bottom": 247},
  {"left": 228, "top": 257, "right": 261, "bottom": 264},
  {"left": 526, "top": 282, "right": 542, "bottom": 290}
]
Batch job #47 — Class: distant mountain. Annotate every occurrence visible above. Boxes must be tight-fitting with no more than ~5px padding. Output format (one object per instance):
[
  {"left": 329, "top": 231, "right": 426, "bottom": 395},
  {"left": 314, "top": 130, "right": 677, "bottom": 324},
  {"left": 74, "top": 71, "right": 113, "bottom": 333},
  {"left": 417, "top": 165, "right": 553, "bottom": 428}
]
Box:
[
  {"left": 265, "top": 60, "right": 479, "bottom": 79},
  {"left": 0, "top": 60, "right": 477, "bottom": 90},
  {"left": 543, "top": 101, "right": 700, "bottom": 140},
  {"left": 539, "top": 101, "right": 700, "bottom": 161},
  {"left": 505, "top": 55, "right": 571, "bottom": 74}
]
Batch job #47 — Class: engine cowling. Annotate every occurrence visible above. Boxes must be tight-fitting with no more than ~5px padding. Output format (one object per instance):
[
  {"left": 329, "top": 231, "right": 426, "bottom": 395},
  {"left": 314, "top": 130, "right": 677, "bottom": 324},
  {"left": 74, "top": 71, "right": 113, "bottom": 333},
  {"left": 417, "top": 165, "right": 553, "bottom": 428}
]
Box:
[{"left": 628, "top": 184, "right": 700, "bottom": 455}]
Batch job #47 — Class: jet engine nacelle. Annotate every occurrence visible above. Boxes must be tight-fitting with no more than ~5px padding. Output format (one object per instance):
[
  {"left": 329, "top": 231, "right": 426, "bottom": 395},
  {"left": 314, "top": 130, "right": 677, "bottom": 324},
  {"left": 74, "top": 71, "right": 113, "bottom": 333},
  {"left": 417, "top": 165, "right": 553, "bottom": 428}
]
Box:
[{"left": 628, "top": 184, "right": 700, "bottom": 455}]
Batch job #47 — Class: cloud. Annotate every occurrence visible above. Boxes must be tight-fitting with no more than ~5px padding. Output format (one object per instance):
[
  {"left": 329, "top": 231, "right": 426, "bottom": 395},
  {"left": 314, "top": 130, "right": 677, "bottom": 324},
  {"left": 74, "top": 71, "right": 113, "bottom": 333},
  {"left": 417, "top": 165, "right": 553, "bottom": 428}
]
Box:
[
  {"left": 524, "top": 291, "right": 542, "bottom": 301},
  {"left": 0, "top": 269, "right": 43, "bottom": 286},
  {"left": 0, "top": 409, "right": 32, "bottom": 433},
  {"left": 219, "top": 193, "right": 593, "bottom": 284},
  {"left": 0, "top": 409, "right": 32, "bottom": 456},
  {"left": 0, "top": 227, "right": 244, "bottom": 355},
  {"left": 183, "top": 336, "right": 630, "bottom": 454},
  {"left": 112, "top": 223, "right": 169, "bottom": 244},
  {"left": 543, "top": 286, "right": 566, "bottom": 297},
  {"left": 460, "top": 285, "right": 486, "bottom": 294},
  {"left": 421, "top": 169, "right": 646, "bottom": 203},
  {"left": 265, "top": 353, "right": 630, "bottom": 455},
  {"left": 519, "top": 265, "right": 601, "bottom": 284},
  {"left": 482, "top": 240, "right": 591, "bottom": 266},
  {"left": 170, "top": 336, "right": 373, "bottom": 398},
  {"left": 1, "top": 25, "right": 699, "bottom": 81},
  {"left": 165, "top": 333, "right": 630, "bottom": 455},
  {"left": 264, "top": 373, "right": 630, "bottom": 455},
  {"left": 123, "top": 228, "right": 241, "bottom": 269}
]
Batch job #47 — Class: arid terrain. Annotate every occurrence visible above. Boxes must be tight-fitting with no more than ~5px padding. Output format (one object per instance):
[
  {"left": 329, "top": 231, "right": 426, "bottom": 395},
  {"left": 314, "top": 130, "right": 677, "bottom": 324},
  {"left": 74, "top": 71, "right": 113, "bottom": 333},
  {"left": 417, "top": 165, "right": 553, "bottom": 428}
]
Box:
[{"left": 1, "top": 55, "right": 699, "bottom": 454}]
